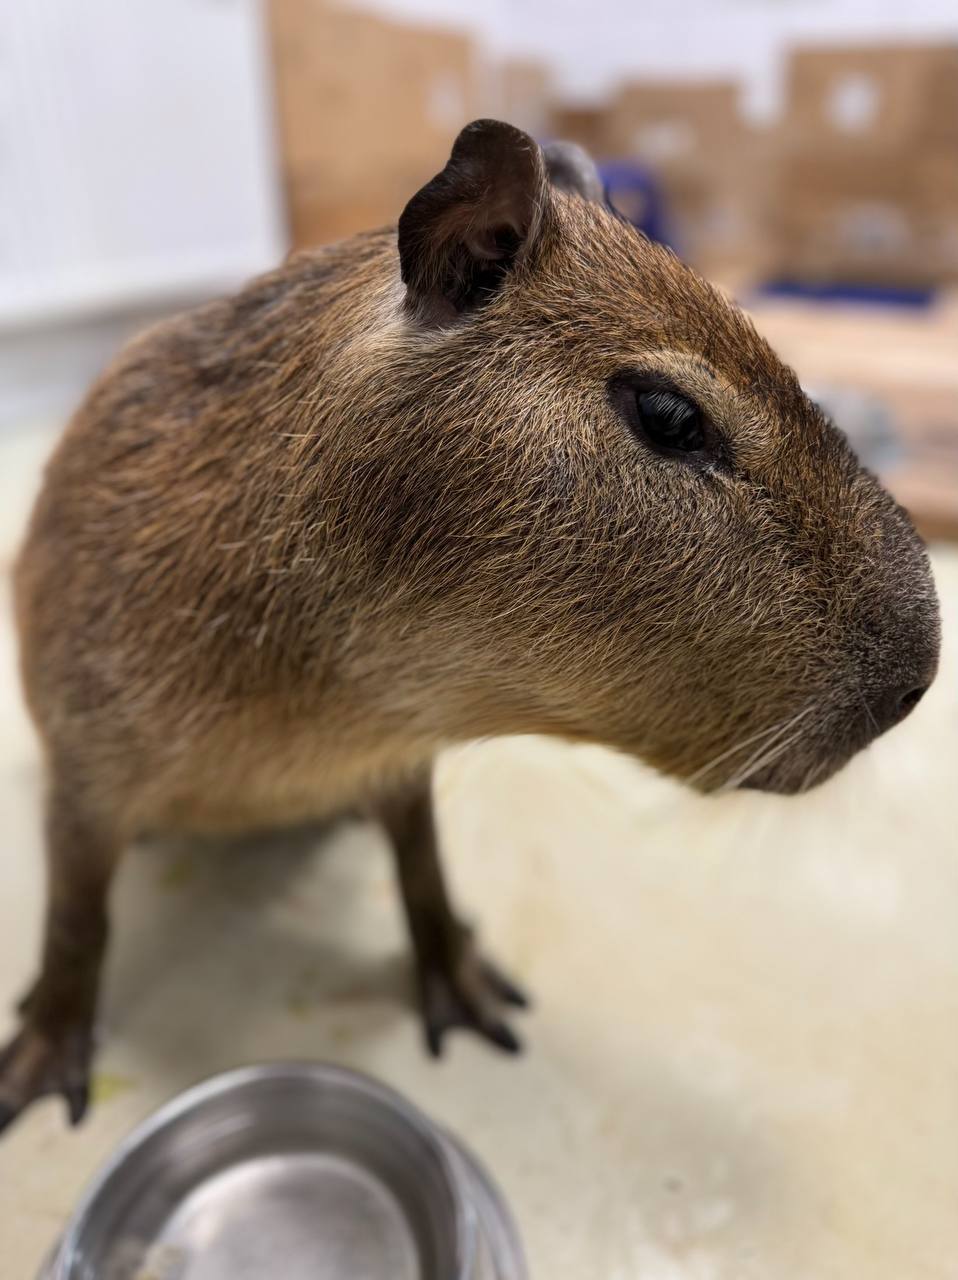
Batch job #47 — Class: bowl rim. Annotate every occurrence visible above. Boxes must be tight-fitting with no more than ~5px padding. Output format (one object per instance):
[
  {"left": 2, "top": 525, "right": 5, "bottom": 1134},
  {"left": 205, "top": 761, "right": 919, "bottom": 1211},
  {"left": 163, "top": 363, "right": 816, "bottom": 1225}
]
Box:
[{"left": 50, "top": 1060, "right": 477, "bottom": 1280}]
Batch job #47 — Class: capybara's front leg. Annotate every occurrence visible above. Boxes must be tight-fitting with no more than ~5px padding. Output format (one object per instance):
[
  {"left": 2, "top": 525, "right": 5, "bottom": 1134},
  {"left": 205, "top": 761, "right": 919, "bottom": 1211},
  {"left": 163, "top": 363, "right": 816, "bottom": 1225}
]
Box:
[
  {"left": 0, "top": 783, "right": 122, "bottom": 1134},
  {"left": 380, "top": 771, "right": 528, "bottom": 1058}
]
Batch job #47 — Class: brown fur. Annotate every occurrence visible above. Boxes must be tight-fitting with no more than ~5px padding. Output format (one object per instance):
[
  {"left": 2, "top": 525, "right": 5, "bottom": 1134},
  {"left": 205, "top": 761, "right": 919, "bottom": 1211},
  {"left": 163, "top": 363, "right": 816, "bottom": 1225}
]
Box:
[
  {"left": 1, "top": 122, "right": 939, "bottom": 1127},
  {"left": 17, "top": 204, "right": 938, "bottom": 817}
]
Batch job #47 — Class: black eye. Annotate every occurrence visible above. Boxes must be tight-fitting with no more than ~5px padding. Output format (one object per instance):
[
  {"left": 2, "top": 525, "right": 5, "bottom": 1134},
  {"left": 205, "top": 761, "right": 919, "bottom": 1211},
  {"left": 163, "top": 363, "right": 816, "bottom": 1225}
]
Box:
[
  {"left": 609, "top": 375, "right": 714, "bottom": 463},
  {"left": 635, "top": 389, "right": 705, "bottom": 453}
]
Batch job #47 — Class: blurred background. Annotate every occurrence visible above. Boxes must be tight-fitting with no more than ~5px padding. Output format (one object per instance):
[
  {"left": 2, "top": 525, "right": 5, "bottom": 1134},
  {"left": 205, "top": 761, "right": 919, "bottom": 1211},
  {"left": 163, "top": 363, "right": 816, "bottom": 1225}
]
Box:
[
  {"left": 3, "top": 1, "right": 958, "bottom": 538},
  {"left": 2, "top": 5, "right": 958, "bottom": 1279}
]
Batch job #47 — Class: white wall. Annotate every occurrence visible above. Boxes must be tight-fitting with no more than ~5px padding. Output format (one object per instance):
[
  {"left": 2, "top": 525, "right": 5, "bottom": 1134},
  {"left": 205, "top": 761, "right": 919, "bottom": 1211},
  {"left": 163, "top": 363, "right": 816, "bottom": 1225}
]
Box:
[
  {"left": 362, "top": 0, "right": 958, "bottom": 119},
  {"left": 1, "top": 0, "right": 285, "bottom": 330},
  {"left": 1, "top": 0, "right": 286, "bottom": 427}
]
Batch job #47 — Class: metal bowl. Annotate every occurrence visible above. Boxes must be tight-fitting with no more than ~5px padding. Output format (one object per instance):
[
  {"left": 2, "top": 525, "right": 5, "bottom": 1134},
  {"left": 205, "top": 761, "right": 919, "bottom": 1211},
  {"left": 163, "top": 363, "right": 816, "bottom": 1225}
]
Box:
[{"left": 41, "top": 1063, "right": 527, "bottom": 1280}]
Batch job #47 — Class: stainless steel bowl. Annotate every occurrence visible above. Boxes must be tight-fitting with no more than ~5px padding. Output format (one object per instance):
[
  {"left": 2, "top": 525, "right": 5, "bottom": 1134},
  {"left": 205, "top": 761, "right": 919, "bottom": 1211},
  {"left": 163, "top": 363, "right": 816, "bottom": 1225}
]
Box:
[{"left": 41, "top": 1063, "right": 527, "bottom": 1280}]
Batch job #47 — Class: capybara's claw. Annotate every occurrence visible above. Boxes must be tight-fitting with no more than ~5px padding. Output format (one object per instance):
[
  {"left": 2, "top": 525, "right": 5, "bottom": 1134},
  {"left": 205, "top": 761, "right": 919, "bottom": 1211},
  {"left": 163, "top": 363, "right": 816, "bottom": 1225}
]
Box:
[
  {"left": 417, "top": 933, "right": 529, "bottom": 1059},
  {"left": 0, "top": 1021, "right": 94, "bottom": 1136}
]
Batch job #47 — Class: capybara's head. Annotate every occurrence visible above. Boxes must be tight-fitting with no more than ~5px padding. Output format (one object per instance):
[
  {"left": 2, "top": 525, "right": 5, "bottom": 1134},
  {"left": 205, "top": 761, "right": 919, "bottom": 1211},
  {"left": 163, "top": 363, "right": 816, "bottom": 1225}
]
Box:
[{"left": 368, "top": 120, "right": 939, "bottom": 792}]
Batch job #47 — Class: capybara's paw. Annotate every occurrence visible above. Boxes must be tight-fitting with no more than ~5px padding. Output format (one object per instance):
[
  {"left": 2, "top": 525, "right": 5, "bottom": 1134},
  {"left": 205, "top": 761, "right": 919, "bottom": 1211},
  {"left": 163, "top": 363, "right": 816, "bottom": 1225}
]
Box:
[
  {"left": 417, "top": 930, "right": 529, "bottom": 1058},
  {"left": 0, "top": 1019, "right": 93, "bottom": 1136}
]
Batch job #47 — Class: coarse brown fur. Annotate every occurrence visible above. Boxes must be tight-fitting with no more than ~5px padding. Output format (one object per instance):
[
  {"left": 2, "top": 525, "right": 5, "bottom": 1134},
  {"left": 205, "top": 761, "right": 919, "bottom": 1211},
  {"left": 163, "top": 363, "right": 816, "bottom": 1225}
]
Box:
[{"left": 1, "top": 122, "right": 939, "bottom": 1129}]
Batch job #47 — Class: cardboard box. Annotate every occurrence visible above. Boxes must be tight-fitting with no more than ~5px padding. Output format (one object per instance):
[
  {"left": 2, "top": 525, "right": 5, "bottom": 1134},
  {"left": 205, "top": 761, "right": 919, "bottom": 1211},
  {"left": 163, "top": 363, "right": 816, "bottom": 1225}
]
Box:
[
  {"left": 268, "top": 1, "right": 479, "bottom": 246},
  {"left": 767, "top": 140, "right": 958, "bottom": 288},
  {"left": 497, "top": 58, "right": 553, "bottom": 139},
  {"left": 669, "top": 178, "right": 775, "bottom": 282},
  {"left": 606, "top": 81, "right": 743, "bottom": 169},
  {"left": 783, "top": 43, "right": 958, "bottom": 152},
  {"left": 550, "top": 105, "right": 613, "bottom": 160},
  {"left": 597, "top": 80, "right": 775, "bottom": 280},
  {"left": 767, "top": 44, "right": 958, "bottom": 289}
]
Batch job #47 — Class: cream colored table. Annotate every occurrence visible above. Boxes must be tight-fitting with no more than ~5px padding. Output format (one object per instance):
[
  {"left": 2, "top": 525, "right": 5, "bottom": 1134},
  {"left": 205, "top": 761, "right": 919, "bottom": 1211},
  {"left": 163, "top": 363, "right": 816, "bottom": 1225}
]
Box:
[{"left": 1, "top": 421, "right": 956, "bottom": 1279}]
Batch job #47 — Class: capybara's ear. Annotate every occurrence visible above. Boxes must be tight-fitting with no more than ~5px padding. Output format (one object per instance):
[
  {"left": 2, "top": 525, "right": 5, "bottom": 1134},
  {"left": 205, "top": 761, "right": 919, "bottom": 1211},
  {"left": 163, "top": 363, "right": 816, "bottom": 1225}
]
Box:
[
  {"left": 398, "top": 119, "right": 551, "bottom": 325},
  {"left": 542, "top": 140, "right": 605, "bottom": 204}
]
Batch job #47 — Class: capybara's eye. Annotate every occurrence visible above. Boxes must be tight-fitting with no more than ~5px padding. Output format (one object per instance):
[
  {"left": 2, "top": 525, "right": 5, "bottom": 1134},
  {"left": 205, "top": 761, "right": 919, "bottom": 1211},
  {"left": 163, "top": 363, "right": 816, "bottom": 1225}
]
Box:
[
  {"left": 608, "top": 373, "right": 715, "bottom": 464},
  {"left": 635, "top": 388, "right": 705, "bottom": 453}
]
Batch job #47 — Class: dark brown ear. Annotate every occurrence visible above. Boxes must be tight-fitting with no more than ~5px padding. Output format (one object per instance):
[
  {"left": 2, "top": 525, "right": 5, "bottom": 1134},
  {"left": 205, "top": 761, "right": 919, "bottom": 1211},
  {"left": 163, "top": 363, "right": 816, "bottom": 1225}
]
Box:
[{"left": 398, "top": 119, "right": 551, "bottom": 325}]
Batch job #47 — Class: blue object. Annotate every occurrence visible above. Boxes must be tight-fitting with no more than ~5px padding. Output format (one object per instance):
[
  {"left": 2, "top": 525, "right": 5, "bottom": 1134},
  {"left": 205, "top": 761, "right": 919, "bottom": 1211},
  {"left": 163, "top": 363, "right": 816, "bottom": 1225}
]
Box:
[
  {"left": 756, "top": 279, "right": 936, "bottom": 309},
  {"left": 598, "top": 161, "right": 671, "bottom": 247}
]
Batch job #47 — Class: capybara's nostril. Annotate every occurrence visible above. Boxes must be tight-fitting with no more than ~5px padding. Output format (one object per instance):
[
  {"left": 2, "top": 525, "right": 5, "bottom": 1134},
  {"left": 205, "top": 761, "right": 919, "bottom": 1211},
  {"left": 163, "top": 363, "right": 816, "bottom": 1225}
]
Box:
[
  {"left": 871, "top": 682, "right": 928, "bottom": 735},
  {"left": 897, "top": 685, "right": 926, "bottom": 720}
]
